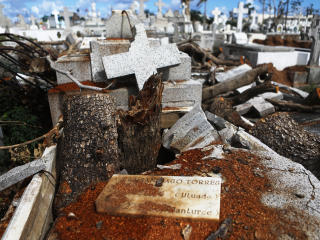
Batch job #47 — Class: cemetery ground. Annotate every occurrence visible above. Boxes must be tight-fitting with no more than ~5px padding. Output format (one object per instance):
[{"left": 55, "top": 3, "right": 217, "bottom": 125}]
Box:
[{"left": 0, "top": 30, "right": 320, "bottom": 239}]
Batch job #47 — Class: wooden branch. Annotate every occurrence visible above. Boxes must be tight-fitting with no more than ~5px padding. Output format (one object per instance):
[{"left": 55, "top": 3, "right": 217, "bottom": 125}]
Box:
[
  {"left": 266, "top": 99, "right": 320, "bottom": 113},
  {"left": 46, "top": 56, "right": 114, "bottom": 92},
  {"left": 178, "top": 42, "right": 240, "bottom": 67},
  {"left": 229, "top": 82, "right": 278, "bottom": 105},
  {"left": 0, "top": 117, "right": 63, "bottom": 150},
  {"left": 202, "top": 64, "right": 271, "bottom": 102}
]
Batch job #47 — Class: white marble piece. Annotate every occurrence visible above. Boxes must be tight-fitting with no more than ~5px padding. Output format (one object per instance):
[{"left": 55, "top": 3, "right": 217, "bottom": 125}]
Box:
[
  {"left": 215, "top": 64, "right": 252, "bottom": 83},
  {"left": 95, "top": 174, "right": 221, "bottom": 220},
  {"left": 103, "top": 24, "right": 181, "bottom": 90}
]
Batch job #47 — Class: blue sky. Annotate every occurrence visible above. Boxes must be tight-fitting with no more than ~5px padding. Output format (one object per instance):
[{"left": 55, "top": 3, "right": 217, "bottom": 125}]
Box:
[{"left": 0, "top": 0, "right": 319, "bottom": 22}]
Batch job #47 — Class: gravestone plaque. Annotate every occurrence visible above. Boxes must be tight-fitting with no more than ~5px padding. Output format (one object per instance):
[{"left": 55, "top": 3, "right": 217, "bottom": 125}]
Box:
[{"left": 95, "top": 174, "right": 221, "bottom": 220}]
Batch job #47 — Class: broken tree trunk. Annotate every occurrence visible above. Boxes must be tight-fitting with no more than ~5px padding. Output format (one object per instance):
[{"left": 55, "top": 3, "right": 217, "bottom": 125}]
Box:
[
  {"left": 178, "top": 42, "right": 240, "bottom": 67},
  {"left": 54, "top": 93, "right": 120, "bottom": 212},
  {"left": 266, "top": 99, "right": 320, "bottom": 113},
  {"left": 228, "top": 81, "right": 278, "bottom": 105},
  {"left": 117, "top": 74, "right": 163, "bottom": 174},
  {"left": 202, "top": 64, "right": 271, "bottom": 102}
]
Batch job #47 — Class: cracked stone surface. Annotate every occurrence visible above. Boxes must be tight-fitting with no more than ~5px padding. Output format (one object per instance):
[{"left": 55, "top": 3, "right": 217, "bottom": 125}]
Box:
[{"left": 103, "top": 23, "right": 181, "bottom": 90}]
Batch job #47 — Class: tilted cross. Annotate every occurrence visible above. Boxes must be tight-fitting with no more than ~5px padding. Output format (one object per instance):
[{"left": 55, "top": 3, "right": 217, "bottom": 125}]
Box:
[
  {"left": 155, "top": 0, "right": 165, "bottom": 18},
  {"left": 102, "top": 24, "right": 181, "bottom": 90},
  {"left": 211, "top": 8, "right": 221, "bottom": 24},
  {"left": 233, "top": 2, "right": 248, "bottom": 32},
  {"left": 63, "top": 7, "right": 73, "bottom": 29},
  {"left": 139, "top": 0, "right": 148, "bottom": 18}
]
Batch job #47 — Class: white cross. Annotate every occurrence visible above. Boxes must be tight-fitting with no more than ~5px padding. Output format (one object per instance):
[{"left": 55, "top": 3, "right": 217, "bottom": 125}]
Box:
[
  {"left": 102, "top": 24, "right": 181, "bottom": 90},
  {"left": 155, "top": 0, "right": 165, "bottom": 18},
  {"left": 139, "top": 0, "right": 148, "bottom": 18},
  {"left": 233, "top": 2, "right": 248, "bottom": 32},
  {"left": 30, "top": 15, "right": 36, "bottom": 26},
  {"left": 63, "top": 7, "right": 73, "bottom": 29},
  {"left": 52, "top": 9, "right": 60, "bottom": 27},
  {"left": 211, "top": 8, "right": 221, "bottom": 25}
]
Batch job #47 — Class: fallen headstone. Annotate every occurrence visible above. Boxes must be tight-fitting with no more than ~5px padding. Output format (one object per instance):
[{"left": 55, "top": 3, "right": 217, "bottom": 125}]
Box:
[
  {"left": 103, "top": 23, "right": 181, "bottom": 90},
  {"left": 215, "top": 64, "right": 252, "bottom": 83},
  {"left": 163, "top": 105, "right": 219, "bottom": 152},
  {"left": 95, "top": 174, "right": 221, "bottom": 220}
]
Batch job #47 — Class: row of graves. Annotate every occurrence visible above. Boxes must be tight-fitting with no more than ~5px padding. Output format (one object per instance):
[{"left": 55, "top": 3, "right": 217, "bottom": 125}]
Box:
[{"left": 0, "top": 5, "right": 320, "bottom": 240}]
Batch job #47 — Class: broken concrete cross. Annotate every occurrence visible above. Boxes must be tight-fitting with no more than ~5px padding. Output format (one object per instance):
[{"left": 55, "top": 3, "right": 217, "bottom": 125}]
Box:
[
  {"left": 102, "top": 23, "right": 181, "bottom": 90},
  {"left": 95, "top": 174, "right": 221, "bottom": 220},
  {"left": 0, "top": 153, "right": 51, "bottom": 191}
]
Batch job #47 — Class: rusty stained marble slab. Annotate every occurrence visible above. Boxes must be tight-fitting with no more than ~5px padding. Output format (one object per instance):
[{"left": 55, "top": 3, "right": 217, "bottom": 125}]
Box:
[{"left": 95, "top": 174, "right": 221, "bottom": 220}]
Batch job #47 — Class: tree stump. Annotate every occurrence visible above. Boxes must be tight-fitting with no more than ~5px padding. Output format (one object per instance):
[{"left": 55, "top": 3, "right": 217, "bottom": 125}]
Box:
[
  {"left": 54, "top": 93, "right": 119, "bottom": 211},
  {"left": 117, "top": 74, "right": 163, "bottom": 173}
]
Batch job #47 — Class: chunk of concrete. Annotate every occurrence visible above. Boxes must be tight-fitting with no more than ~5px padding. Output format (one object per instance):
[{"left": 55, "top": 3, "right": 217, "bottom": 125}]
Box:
[
  {"left": 90, "top": 39, "right": 130, "bottom": 82},
  {"left": 162, "top": 80, "right": 202, "bottom": 111},
  {"left": 55, "top": 54, "right": 92, "bottom": 85},
  {"left": 258, "top": 91, "right": 283, "bottom": 101},
  {"left": 163, "top": 105, "right": 219, "bottom": 152},
  {"left": 161, "top": 52, "right": 191, "bottom": 81},
  {"left": 103, "top": 24, "right": 181, "bottom": 90},
  {"left": 0, "top": 154, "right": 51, "bottom": 191},
  {"left": 205, "top": 111, "right": 226, "bottom": 130},
  {"left": 250, "top": 97, "right": 275, "bottom": 117},
  {"left": 235, "top": 102, "right": 253, "bottom": 115},
  {"left": 215, "top": 64, "right": 252, "bottom": 83}
]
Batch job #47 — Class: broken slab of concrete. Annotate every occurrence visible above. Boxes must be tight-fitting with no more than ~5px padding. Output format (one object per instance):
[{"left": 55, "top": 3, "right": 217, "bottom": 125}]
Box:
[
  {"left": 0, "top": 150, "right": 54, "bottom": 191},
  {"left": 2, "top": 145, "right": 57, "bottom": 240},
  {"left": 55, "top": 54, "right": 92, "bottom": 85},
  {"left": 162, "top": 80, "right": 202, "bottom": 112},
  {"left": 163, "top": 105, "right": 219, "bottom": 152},
  {"left": 215, "top": 64, "right": 252, "bottom": 83},
  {"left": 103, "top": 24, "right": 181, "bottom": 90},
  {"left": 95, "top": 174, "right": 221, "bottom": 220},
  {"left": 205, "top": 111, "right": 226, "bottom": 130},
  {"left": 90, "top": 39, "right": 130, "bottom": 82},
  {"left": 234, "top": 96, "right": 276, "bottom": 117}
]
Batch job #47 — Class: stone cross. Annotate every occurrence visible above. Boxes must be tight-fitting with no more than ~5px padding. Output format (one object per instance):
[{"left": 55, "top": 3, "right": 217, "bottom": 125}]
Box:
[
  {"left": 102, "top": 23, "right": 181, "bottom": 90},
  {"left": 18, "top": 14, "right": 26, "bottom": 27},
  {"left": 139, "top": 0, "right": 148, "bottom": 18},
  {"left": 155, "top": 0, "right": 165, "bottom": 18},
  {"left": 62, "top": 7, "right": 73, "bottom": 29},
  {"left": 233, "top": 2, "right": 248, "bottom": 32},
  {"left": 250, "top": 10, "right": 258, "bottom": 31},
  {"left": 211, "top": 8, "right": 221, "bottom": 25},
  {"left": 52, "top": 9, "right": 60, "bottom": 28}
]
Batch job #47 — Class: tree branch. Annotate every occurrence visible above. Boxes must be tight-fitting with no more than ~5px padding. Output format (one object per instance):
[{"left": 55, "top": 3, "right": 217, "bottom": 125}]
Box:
[{"left": 46, "top": 56, "right": 114, "bottom": 92}]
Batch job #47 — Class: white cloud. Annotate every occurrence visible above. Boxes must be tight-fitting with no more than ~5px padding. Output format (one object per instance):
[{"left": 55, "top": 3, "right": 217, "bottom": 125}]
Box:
[{"left": 31, "top": 6, "right": 39, "bottom": 15}]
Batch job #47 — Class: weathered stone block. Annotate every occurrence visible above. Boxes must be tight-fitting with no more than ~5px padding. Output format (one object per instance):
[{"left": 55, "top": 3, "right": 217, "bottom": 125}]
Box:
[
  {"left": 162, "top": 80, "right": 202, "bottom": 111},
  {"left": 161, "top": 52, "right": 191, "bottom": 81},
  {"left": 215, "top": 64, "right": 252, "bottom": 83},
  {"left": 95, "top": 174, "right": 221, "bottom": 220},
  {"left": 55, "top": 54, "right": 91, "bottom": 85},
  {"left": 90, "top": 39, "right": 130, "bottom": 82}
]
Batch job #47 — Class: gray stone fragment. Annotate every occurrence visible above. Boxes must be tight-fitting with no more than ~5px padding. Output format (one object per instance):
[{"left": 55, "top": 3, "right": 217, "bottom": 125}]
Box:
[
  {"left": 0, "top": 152, "right": 52, "bottom": 191},
  {"left": 161, "top": 52, "right": 191, "bottom": 81},
  {"left": 202, "top": 145, "right": 224, "bottom": 160},
  {"left": 90, "top": 40, "right": 130, "bottom": 82},
  {"left": 55, "top": 54, "right": 92, "bottom": 85},
  {"left": 215, "top": 64, "right": 252, "bottom": 83},
  {"left": 258, "top": 91, "right": 283, "bottom": 101},
  {"left": 252, "top": 101, "right": 275, "bottom": 117},
  {"left": 205, "top": 111, "right": 226, "bottom": 130},
  {"left": 163, "top": 105, "right": 219, "bottom": 152},
  {"left": 103, "top": 24, "right": 181, "bottom": 90},
  {"left": 162, "top": 80, "right": 202, "bottom": 111},
  {"left": 235, "top": 102, "right": 252, "bottom": 115}
]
